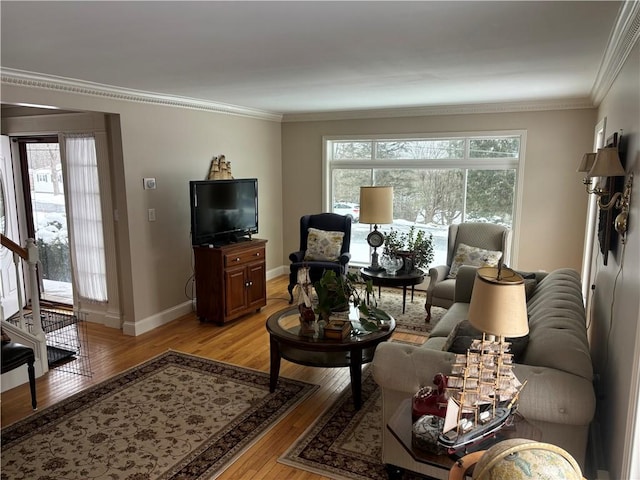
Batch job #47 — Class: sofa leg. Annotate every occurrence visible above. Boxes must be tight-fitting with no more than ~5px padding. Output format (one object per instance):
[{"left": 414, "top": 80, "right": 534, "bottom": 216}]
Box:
[{"left": 385, "top": 464, "right": 404, "bottom": 479}]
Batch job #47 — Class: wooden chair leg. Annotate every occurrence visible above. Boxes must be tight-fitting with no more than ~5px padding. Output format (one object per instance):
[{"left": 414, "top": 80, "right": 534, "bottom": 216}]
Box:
[
  {"left": 425, "top": 301, "right": 432, "bottom": 323},
  {"left": 27, "top": 359, "right": 37, "bottom": 410}
]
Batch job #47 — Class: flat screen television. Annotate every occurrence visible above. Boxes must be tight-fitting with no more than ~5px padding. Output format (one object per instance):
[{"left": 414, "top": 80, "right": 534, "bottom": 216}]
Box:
[{"left": 189, "top": 178, "right": 258, "bottom": 246}]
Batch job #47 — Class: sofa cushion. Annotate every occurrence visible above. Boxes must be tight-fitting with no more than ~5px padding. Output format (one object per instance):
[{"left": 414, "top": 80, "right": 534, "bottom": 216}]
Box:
[
  {"left": 442, "top": 320, "right": 529, "bottom": 362},
  {"left": 447, "top": 243, "right": 502, "bottom": 279},
  {"left": 524, "top": 279, "right": 537, "bottom": 300},
  {"left": 304, "top": 228, "right": 344, "bottom": 261}
]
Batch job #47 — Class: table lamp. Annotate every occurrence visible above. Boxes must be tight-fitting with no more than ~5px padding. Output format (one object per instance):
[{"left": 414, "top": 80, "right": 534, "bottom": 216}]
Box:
[
  {"left": 467, "top": 265, "right": 529, "bottom": 342},
  {"left": 359, "top": 186, "right": 393, "bottom": 271}
]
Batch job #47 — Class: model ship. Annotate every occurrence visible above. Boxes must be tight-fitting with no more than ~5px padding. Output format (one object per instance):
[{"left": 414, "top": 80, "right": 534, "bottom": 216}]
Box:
[{"left": 438, "top": 334, "right": 527, "bottom": 454}]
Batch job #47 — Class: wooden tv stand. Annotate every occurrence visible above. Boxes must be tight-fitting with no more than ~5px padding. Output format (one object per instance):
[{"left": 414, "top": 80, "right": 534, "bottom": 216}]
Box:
[{"left": 193, "top": 239, "right": 267, "bottom": 324}]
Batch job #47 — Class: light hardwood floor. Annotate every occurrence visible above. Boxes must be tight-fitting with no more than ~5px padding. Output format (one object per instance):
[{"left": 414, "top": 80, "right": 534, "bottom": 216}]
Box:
[{"left": 1, "top": 275, "right": 426, "bottom": 479}]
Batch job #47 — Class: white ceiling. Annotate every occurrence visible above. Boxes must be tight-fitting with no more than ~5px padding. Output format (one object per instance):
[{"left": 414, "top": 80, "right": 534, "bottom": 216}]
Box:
[{"left": 0, "top": 1, "right": 623, "bottom": 116}]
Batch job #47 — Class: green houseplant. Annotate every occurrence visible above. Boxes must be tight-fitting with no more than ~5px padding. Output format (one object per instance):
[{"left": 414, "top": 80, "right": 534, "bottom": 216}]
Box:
[
  {"left": 313, "top": 270, "right": 390, "bottom": 331},
  {"left": 383, "top": 226, "right": 435, "bottom": 272}
]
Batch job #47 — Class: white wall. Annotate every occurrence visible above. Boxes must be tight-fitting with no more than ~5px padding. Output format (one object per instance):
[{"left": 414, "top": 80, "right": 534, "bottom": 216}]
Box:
[
  {"left": 1, "top": 84, "right": 283, "bottom": 334},
  {"left": 281, "top": 109, "right": 597, "bottom": 273},
  {"left": 593, "top": 40, "right": 640, "bottom": 480}
]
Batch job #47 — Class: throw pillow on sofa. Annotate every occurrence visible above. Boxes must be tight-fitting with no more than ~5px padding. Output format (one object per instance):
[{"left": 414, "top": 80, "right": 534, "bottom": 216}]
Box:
[
  {"left": 442, "top": 320, "right": 529, "bottom": 363},
  {"left": 447, "top": 243, "right": 502, "bottom": 279},
  {"left": 304, "top": 228, "right": 344, "bottom": 261}
]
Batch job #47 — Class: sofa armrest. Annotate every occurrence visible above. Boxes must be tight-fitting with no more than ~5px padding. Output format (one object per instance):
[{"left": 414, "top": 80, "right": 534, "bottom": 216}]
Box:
[
  {"left": 426, "top": 265, "right": 451, "bottom": 300},
  {"left": 372, "top": 342, "right": 456, "bottom": 394},
  {"left": 289, "top": 250, "right": 304, "bottom": 262},
  {"left": 338, "top": 252, "right": 351, "bottom": 265}
]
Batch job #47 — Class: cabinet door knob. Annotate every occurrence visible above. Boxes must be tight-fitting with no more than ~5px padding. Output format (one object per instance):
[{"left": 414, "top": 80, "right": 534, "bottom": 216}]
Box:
[
  {"left": 235, "top": 257, "right": 240, "bottom": 262},
  {"left": 254, "top": 252, "right": 260, "bottom": 257}
]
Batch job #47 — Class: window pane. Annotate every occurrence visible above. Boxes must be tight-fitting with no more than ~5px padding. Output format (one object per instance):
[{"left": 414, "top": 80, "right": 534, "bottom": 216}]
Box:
[
  {"left": 469, "top": 138, "right": 520, "bottom": 158},
  {"left": 327, "top": 134, "right": 521, "bottom": 270},
  {"left": 376, "top": 140, "right": 465, "bottom": 159},
  {"left": 374, "top": 168, "right": 462, "bottom": 266},
  {"left": 332, "top": 141, "right": 372, "bottom": 160},
  {"left": 332, "top": 169, "right": 372, "bottom": 264},
  {"left": 466, "top": 169, "right": 515, "bottom": 226},
  {"left": 332, "top": 169, "right": 371, "bottom": 207}
]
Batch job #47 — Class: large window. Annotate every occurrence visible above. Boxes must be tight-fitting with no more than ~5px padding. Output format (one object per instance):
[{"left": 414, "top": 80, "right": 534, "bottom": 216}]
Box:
[{"left": 326, "top": 133, "right": 524, "bottom": 267}]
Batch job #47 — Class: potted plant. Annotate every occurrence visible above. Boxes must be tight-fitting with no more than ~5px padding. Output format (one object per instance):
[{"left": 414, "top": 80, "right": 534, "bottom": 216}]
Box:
[
  {"left": 313, "top": 270, "right": 353, "bottom": 320},
  {"left": 313, "top": 270, "right": 390, "bottom": 332},
  {"left": 383, "top": 226, "right": 435, "bottom": 273}
]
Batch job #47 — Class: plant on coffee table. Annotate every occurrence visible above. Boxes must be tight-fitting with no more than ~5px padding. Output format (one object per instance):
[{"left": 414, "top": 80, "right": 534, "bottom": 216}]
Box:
[{"left": 313, "top": 270, "right": 390, "bottom": 331}]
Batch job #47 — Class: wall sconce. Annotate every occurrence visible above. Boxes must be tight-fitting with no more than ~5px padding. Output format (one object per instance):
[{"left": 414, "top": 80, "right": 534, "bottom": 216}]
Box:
[{"left": 579, "top": 138, "right": 634, "bottom": 252}]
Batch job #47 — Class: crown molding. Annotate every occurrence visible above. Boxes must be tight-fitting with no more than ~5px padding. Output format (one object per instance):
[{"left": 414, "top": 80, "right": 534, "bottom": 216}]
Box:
[
  {"left": 8, "top": 0, "right": 636, "bottom": 128},
  {"left": 281, "top": 98, "right": 595, "bottom": 123},
  {"left": 591, "top": 0, "right": 640, "bottom": 106},
  {"left": 0, "top": 68, "right": 283, "bottom": 122}
]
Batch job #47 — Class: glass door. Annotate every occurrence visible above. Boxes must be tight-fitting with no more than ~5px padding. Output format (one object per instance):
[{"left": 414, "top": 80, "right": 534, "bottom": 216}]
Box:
[{"left": 17, "top": 137, "right": 73, "bottom": 305}]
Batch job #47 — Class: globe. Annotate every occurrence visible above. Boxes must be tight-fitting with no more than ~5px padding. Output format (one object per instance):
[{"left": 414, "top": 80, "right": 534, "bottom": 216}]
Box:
[{"left": 472, "top": 438, "right": 584, "bottom": 480}]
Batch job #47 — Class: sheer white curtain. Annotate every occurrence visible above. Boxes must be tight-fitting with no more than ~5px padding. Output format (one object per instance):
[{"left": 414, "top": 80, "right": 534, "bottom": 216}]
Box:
[{"left": 63, "top": 134, "right": 108, "bottom": 302}]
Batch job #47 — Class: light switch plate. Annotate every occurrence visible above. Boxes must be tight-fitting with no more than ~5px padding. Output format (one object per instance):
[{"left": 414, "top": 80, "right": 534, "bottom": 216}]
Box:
[{"left": 143, "top": 177, "right": 157, "bottom": 190}]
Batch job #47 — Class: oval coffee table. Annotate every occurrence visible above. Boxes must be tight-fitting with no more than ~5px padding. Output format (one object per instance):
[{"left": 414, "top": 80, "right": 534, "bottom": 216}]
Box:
[{"left": 266, "top": 306, "right": 395, "bottom": 410}]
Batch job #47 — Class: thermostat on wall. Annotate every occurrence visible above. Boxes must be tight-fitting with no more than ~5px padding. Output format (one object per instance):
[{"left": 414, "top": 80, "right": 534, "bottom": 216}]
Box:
[{"left": 143, "top": 177, "right": 157, "bottom": 190}]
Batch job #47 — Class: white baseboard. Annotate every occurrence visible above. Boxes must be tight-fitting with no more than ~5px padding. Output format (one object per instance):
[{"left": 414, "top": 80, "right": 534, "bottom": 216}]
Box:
[
  {"left": 267, "top": 265, "right": 286, "bottom": 280},
  {"left": 1, "top": 368, "right": 30, "bottom": 392},
  {"left": 122, "top": 300, "right": 193, "bottom": 336}
]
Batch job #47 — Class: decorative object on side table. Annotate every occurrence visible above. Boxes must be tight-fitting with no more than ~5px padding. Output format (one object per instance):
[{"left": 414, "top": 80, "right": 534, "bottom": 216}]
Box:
[
  {"left": 436, "top": 265, "right": 529, "bottom": 454},
  {"left": 380, "top": 254, "right": 403, "bottom": 275},
  {"left": 359, "top": 186, "right": 394, "bottom": 271},
  {"left": 383, "top": 225, "right": 434, "bottom": 273},
  {"left": 450, "top": 438, "right": 585, "bottom": 480}
]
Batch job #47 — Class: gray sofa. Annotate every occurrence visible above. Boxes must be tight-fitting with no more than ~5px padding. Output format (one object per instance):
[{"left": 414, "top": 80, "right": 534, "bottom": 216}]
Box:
[{"left": 372, "top": 265, "right": 595, "bottom": 476}]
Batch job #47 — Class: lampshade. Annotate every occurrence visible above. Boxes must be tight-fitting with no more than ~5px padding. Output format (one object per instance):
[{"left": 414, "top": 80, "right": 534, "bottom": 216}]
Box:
[
  {"left": 359, "top": 186, "right": 393, "bottom": 225},
  {"left": 468, "top": 266, "right": 529, "bottom": 338},
  {"left": 587, "top": 147, "right": 625, "bottom": 178},
  {"left": 577, "top": 152, "right": 596, "bottom": 173}
]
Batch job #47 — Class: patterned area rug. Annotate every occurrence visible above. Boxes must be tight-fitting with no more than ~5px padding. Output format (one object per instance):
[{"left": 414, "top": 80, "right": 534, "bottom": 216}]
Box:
[
  {"left": 279, "top": 369, "right": 425, "bottom": 480},
  {"left": 375, "top": 287, "right": 446, "bottom": 336},
  {"left": 1, "top": 351, "right": 318, "bottom": 480}
]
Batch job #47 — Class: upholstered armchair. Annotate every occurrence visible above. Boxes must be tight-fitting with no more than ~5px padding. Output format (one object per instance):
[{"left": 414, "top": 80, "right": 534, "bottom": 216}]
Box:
[
  {"left": 425, "top": 222, "right": 511, "bottom": 321},
  {"left": 288, "top": 213, "right": 352, "bottom": 303}
]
